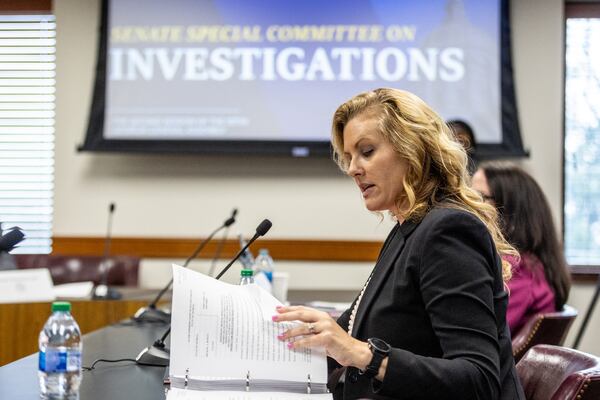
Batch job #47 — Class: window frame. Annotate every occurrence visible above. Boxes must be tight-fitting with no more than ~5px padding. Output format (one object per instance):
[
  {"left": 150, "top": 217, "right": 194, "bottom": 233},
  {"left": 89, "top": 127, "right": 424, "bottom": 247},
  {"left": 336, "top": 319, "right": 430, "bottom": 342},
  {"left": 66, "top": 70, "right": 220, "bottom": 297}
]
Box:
[{"left": 564, "top": 2, "right": 600, "bottom": 275}]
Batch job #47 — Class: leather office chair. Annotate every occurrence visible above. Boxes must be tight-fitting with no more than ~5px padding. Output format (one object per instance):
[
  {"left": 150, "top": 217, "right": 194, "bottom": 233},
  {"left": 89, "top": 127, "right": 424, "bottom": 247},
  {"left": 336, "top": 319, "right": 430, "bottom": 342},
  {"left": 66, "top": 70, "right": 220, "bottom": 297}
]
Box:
[
  {"left": 15, "top": 254, "right": 140, "bottom": 286},
  {"left": 517, "top": 344, "right": 600, "bottom": 400},
  {"left": 512, "top": 304, "right": 578, "bottom": 363}
]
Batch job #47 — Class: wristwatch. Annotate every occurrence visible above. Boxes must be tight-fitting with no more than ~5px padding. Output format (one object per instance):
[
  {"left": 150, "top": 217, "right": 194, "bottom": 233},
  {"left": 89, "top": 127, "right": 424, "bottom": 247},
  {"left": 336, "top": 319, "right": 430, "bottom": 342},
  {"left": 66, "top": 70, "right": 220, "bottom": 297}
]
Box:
[{"left": 361, "top": 338, "right": 391, "bottom": 378}]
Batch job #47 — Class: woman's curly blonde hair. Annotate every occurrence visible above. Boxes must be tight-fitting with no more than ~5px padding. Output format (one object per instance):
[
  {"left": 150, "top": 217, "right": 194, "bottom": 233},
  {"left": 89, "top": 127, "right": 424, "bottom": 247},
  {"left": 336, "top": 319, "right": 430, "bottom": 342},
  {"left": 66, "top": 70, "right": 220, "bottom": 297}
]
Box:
[{"left": 331, "top": 88, "right": 516, "bottom": 282}]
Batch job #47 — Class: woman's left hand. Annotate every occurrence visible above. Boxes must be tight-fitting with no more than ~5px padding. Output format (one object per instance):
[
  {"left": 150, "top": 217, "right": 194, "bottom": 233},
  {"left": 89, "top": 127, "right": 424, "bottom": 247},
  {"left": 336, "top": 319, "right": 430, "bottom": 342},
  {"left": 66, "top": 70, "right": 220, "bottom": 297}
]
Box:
[{"left": 273, "top": 305, "right": 372, "bottom": 369}]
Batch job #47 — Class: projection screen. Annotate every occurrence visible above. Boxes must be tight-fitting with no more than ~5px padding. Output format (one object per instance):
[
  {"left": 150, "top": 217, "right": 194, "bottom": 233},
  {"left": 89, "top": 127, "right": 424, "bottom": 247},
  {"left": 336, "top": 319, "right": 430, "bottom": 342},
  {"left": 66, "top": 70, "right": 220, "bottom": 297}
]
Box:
[{"left": 81, "top": 0, "right": 525, "bottom": 157}]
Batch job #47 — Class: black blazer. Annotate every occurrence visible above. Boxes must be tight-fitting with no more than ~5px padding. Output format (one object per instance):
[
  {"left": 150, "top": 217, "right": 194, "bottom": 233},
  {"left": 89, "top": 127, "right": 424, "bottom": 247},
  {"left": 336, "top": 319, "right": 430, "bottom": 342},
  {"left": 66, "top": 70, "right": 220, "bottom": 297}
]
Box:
[{"left": 330, "top": 207, "right": 525, "bottom": 400}]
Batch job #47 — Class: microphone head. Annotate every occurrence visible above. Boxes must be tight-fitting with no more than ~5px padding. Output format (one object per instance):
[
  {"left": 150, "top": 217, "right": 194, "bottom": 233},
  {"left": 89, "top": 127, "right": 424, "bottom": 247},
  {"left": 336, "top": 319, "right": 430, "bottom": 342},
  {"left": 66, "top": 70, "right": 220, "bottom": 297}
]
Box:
[
  {"left": 224, "top": 208, "right": 238, "bottom": 227},
  {"left": 109, "top": 202, "right": 116, "bottom": 213},
  {"left": 255, "top": 219, "right": 272, "bottom": 236},
  {"left": 0, "top": 227, "right": 25, "bottom": 252}
]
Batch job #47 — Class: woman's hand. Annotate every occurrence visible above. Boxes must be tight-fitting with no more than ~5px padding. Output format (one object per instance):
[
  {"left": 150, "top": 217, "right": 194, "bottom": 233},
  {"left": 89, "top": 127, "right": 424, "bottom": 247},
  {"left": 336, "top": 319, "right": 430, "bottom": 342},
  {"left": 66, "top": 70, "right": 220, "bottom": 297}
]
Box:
[{"left": 273, "top": 305, "right": 372, "bottom": 370}]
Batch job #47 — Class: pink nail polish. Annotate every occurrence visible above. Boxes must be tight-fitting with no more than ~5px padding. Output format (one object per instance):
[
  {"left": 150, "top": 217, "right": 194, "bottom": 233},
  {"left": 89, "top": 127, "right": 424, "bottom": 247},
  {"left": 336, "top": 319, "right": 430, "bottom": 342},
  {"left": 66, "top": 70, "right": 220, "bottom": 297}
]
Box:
[
  {"left": 277, "top": 334, "right": 284, "bottom": 340},
  {"left": 287, "top": 342, "right": 293, "bottom": 349},
  {"left": 275, "top": 305, "right": 283, "bottom": 310},
  {"left": 272, "top": 315, "right": 278, "bottom": 322}
]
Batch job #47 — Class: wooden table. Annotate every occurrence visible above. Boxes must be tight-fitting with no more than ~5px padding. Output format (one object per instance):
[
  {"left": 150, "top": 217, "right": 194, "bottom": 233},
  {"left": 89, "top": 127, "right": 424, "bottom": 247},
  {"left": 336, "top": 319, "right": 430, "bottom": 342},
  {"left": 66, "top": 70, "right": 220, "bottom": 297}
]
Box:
[{"left": 0, "top": 288, "right": 170, "bottom": 366}]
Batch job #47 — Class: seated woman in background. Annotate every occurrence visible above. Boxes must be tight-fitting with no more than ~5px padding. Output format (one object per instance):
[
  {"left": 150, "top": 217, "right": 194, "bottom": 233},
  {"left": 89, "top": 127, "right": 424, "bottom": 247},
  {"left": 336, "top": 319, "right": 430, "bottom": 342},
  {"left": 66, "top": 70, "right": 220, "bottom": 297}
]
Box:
[
  {"left": 447, "top": 119, "right": 478, "bottom": 175},
  {"left": 471, "top": 163, "right": 571, "bottom": 336}
]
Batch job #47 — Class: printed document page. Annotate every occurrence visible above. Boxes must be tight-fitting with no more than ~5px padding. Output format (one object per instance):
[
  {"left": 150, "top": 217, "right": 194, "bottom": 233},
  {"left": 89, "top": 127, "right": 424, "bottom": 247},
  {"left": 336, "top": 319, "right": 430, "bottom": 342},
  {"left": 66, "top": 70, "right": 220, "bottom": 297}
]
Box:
[
  {"left": 170, "top": 265, "right": 328, "bottom": 385},
  {"left": 167, "top": 388, "right": 332, "bottom": 400}
]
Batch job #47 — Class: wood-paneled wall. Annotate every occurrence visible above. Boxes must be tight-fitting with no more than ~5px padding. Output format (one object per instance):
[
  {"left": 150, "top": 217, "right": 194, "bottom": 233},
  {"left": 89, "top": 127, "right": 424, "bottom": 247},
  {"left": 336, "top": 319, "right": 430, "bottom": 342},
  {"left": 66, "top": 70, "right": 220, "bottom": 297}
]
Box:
[
  {"left": 51, "top": 236, "right": 599, "bottom": 281},
  {"left": 0, "top": 0, "right": 51, "bottom": 12},
  {"left": 52, "top": 236, "right": 383, "bottom": 262}
]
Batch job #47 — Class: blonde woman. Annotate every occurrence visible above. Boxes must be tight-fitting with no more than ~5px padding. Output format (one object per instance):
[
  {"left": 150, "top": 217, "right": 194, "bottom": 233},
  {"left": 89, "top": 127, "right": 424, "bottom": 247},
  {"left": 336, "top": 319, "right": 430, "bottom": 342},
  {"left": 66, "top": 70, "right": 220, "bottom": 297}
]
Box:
[{"left": 273, "top": 89, "right": 524, "bottom": 400}]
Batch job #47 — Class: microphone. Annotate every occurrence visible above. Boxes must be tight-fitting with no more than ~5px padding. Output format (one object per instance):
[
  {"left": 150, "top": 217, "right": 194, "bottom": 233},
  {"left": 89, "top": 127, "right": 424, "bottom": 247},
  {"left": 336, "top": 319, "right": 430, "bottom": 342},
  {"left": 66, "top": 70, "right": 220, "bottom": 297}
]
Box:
[
  {"left": 0, "top": 226, "right": 25, "bottom": 252},
  {"left": 0, "top": 226, "right": 24, "bottom": 271},
  {"left": 133, "top": 208, "right": 238, "bottom": 323},
  {"left": 216, "top": 219, "right": 271, "bottom": 279},
  {"left": 136, "top": 218, "right": 272, "bottom": 367},
  {"left": 222, "top": 208, "right": 237, "bottom": 229},
  {"left": 182, "top": 208, "right": 237, "bottom": 268},
  {"left": 93, "top": 202, "right": 121, "bottom": 300}
]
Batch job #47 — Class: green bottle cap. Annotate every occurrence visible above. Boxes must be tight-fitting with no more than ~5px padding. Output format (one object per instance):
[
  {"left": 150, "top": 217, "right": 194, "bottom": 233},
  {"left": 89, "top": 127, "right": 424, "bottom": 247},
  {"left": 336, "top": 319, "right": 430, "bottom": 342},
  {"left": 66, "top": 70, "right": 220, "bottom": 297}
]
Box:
[
  {"left": 241, "top": 269, "right": 253, "bottom": 277},
  {"left": 51, "top": 301, "right": 71, "bottom": 312}
]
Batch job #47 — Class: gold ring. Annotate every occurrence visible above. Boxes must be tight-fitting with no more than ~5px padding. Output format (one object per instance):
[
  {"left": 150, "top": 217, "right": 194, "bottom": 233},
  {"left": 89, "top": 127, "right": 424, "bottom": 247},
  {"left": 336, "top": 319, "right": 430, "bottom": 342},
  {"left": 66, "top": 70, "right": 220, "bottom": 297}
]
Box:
[{"left": 307, "top": 323, "right": 316, "bottom": 334}]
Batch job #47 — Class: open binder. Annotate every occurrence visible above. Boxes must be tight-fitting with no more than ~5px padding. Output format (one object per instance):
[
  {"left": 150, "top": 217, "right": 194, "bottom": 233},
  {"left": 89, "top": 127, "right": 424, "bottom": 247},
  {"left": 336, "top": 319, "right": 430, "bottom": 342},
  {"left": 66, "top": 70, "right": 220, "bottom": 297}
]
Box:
[
  {"left": 168, "top": 265, "right": 332, "bottom": 399},
  {"left": 170, "top": 370, "right": 323, "bottom": 393}
]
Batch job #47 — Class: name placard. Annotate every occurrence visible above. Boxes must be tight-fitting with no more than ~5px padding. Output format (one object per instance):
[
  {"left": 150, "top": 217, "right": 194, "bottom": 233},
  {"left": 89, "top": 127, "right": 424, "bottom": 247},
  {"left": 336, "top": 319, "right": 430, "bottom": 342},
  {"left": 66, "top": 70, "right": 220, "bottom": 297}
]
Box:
[{"left": 0, "top": 268, "right": 55, "bottom": 303}]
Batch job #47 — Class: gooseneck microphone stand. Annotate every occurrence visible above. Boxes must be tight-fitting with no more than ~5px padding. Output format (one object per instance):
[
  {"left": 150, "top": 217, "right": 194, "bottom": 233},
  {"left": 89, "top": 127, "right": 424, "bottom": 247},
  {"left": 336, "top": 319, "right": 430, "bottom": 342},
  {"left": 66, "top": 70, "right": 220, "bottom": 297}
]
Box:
[
  {"left": 133, "top": 209, "right": 238, "bottom": 324},
  {"left": 93, "top": 203, "right": 122, "bottom": 300},
  {"left": 135, "top": 219, "right": 272, "bottom": 366},
  {"left": 134, "top": 323, "right": 172, "bottom": 367},
  {"left": 207, "top": 226, "right": 232, "bottom": 278}
]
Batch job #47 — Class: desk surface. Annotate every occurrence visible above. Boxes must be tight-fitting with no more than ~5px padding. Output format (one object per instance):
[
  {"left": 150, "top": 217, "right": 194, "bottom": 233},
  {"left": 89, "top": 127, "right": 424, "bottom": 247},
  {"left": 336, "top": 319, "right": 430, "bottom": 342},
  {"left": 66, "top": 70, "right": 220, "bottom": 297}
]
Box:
[{"left": 0, "top": 323, "right": 168, "bottom": 400}]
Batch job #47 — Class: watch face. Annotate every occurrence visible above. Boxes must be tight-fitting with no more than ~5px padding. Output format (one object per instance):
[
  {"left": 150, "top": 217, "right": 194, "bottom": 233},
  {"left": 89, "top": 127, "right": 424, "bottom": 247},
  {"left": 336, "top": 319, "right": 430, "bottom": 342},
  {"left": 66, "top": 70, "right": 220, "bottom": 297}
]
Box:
[{"left": 369, "top": 338, "right": 391, "bottom": 353}]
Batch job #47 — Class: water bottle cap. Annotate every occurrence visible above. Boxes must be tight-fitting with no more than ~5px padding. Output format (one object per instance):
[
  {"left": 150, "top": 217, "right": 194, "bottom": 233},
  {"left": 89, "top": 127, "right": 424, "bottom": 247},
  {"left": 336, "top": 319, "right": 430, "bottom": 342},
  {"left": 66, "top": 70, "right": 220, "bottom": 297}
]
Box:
[
  {"left": 259, "top": 249, "right": 269, "bottom": 255},
  {"left": 51, "top": 301, "right": 71, "bottom": 312},
  {"left": 241, "top": 268, "right": 253, "bottom": 277}
]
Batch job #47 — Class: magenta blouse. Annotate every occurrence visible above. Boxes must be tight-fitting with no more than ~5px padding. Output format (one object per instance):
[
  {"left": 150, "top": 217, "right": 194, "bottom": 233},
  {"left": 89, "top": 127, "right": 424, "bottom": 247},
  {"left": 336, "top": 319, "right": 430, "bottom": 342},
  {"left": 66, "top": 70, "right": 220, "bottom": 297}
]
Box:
[{"left": 504, "top": 254, "right": 555, "bottom": 336}]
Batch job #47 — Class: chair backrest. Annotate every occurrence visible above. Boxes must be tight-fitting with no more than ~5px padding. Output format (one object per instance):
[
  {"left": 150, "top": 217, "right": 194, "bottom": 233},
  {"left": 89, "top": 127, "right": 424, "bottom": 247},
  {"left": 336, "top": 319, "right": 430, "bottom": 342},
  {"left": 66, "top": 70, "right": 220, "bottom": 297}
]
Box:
[
  {"left": 517, "top": 344, "right": 600, "bottom": 400},
  {"left": 512, "top": 304, "right": 578, "bottom": 363},
  {"left": 14, "top": 254, "right": 140, "bottom": 286}
]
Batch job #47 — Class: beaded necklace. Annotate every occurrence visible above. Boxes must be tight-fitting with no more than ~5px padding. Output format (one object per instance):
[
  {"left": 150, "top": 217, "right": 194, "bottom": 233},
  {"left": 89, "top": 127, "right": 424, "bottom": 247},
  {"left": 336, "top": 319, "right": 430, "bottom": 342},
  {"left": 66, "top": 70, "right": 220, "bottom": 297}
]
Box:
[{"left": 347, "top": 272, "right": 374, "bottom": 336}]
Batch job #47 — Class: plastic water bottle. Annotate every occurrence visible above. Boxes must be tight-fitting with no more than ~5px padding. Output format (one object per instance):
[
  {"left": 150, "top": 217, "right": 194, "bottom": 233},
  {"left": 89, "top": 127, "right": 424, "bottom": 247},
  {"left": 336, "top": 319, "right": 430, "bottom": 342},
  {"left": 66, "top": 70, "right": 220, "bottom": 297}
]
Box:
[
  {"left": 38, "top": 301, "right": 82, "bottom": 400},
  {"left": 239, "top": 268, "right": 255, "bottom": 285},
  {"left": 255, "top": 249, "right": 275, "bottom": 282}
]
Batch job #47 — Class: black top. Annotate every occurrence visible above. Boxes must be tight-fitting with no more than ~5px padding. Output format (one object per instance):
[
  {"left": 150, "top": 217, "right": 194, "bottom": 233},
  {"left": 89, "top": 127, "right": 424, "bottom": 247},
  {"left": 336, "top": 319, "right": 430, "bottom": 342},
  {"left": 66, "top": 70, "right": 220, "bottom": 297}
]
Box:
[{"left": 330, "top": 207, "right": 525, "bottom": 400}]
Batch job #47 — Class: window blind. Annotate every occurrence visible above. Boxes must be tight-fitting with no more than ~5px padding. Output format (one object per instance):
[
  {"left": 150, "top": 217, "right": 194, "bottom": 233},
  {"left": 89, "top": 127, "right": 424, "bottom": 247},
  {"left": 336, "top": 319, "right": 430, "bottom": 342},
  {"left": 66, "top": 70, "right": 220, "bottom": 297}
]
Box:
[{"left": 0, "top": 14, "right": 55, "bottom": 254}]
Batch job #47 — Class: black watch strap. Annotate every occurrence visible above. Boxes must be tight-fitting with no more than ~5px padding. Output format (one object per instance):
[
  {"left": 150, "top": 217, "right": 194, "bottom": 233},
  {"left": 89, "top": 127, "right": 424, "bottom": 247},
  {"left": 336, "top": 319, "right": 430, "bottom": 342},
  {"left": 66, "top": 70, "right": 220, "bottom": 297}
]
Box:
[{"left": 361, "top": 338, "right": 391, "bottom": 378}]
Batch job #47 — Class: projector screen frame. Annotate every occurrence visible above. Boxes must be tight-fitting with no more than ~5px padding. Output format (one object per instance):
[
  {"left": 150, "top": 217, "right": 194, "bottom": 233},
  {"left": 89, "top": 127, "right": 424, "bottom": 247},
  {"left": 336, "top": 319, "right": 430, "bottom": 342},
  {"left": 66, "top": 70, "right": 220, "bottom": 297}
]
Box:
[{"left": 79, "top": 0, "right": 525, "bottom": 159}]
